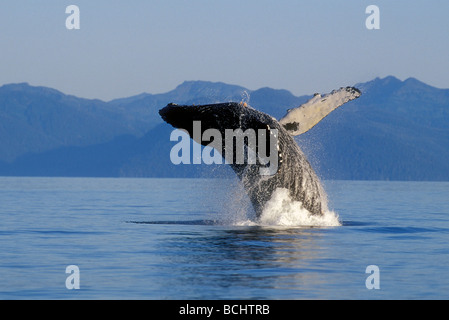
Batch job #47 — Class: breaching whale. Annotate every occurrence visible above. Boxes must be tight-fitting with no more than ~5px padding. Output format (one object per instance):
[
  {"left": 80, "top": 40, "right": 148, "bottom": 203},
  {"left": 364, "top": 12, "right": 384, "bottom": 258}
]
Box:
[{"left": 159, "top": 87, "right": 361, "bottom": 217}]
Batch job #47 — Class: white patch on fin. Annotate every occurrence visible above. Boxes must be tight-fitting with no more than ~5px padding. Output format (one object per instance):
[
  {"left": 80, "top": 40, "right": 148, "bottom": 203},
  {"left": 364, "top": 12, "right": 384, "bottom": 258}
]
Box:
[{"left": 279, "top": 87, "right": 361, "bottom": 136}]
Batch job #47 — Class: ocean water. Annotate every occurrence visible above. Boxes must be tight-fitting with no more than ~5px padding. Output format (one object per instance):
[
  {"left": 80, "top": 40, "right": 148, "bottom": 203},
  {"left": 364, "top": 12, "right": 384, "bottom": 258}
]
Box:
[{"left": 0, "top": 177, "right": 448, "bottom": 299}]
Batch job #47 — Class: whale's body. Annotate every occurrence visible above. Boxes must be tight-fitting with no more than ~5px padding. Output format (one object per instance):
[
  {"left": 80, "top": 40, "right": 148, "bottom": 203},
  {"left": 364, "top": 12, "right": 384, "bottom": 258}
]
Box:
[{"left": 159, "top": 87, "right": 361, "bottom": 218}]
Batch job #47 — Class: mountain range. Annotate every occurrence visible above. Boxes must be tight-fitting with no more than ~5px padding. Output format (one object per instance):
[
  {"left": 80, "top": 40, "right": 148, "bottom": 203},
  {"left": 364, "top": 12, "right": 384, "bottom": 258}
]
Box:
[{"left": 0, "top": 76, "right": 448, "bottom": 181}]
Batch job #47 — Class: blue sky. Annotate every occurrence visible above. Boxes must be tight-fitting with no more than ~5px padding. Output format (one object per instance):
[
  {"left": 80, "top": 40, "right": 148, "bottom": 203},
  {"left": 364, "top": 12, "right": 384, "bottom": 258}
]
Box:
[{"left": 1, "top": 0, "right": 448, "bottom": 100}]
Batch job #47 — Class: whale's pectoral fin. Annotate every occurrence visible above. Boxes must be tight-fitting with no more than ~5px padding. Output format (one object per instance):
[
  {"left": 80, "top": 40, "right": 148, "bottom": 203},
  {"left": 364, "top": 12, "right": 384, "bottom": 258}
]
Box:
[{"left": 279, "top": 87, "right": 361, "bottom": 136}]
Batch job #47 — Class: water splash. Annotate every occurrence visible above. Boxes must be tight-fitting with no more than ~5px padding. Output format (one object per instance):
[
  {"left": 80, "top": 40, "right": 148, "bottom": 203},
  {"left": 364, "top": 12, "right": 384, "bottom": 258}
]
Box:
[
  {"left": 241, "top": 90, "right": 251, "bottom": 105},
  {"left": 233, "top": 188, "right": 341, "bottom": 227}
]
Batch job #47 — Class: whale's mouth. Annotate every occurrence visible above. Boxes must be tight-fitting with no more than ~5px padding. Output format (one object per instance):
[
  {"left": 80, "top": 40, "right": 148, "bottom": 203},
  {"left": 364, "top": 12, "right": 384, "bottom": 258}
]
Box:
[{"left": 159, "top": 103, "right": 196, "bottom": 130}]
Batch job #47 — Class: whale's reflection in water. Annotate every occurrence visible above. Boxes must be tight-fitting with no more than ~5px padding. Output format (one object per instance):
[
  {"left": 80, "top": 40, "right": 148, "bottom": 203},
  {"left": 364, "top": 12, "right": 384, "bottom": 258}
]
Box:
[{"left": 130, "top": 221, "right": 343, "bottom": 299}]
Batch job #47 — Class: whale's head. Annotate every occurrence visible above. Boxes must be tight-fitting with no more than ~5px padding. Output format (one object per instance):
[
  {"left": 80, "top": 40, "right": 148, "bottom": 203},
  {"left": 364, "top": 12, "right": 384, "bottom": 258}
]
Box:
[
  {"left": 159, "top": 102, "right": 281, "bottom": 176},
  {"left": 159, "top": 102, "right": 278, "bottom": 138}
]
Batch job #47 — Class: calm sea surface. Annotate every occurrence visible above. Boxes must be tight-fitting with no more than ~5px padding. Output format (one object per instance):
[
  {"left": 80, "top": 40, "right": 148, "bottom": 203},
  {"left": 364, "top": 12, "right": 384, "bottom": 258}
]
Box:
[{"left": 0, "top": 177, "right": 448, "bottom": 299}]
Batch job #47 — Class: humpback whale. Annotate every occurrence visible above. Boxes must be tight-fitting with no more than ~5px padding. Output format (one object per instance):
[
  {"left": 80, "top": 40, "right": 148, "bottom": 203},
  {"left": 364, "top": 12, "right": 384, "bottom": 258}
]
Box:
[{"left": 159, "top": 87, "right": 361, "bottom": 218}]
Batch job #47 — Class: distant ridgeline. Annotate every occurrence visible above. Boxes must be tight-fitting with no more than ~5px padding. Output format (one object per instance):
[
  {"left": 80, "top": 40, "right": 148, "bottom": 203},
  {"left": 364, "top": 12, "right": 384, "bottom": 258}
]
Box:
[{"left": 0, "top": 76, "right": 448, "bottom": 181}]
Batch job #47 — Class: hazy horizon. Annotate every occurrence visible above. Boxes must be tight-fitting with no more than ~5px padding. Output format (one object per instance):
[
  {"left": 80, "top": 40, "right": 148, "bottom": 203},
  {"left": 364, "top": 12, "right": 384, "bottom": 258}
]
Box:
[{"left": 1, "top": 74, "right": 445, "bottom": 103}]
